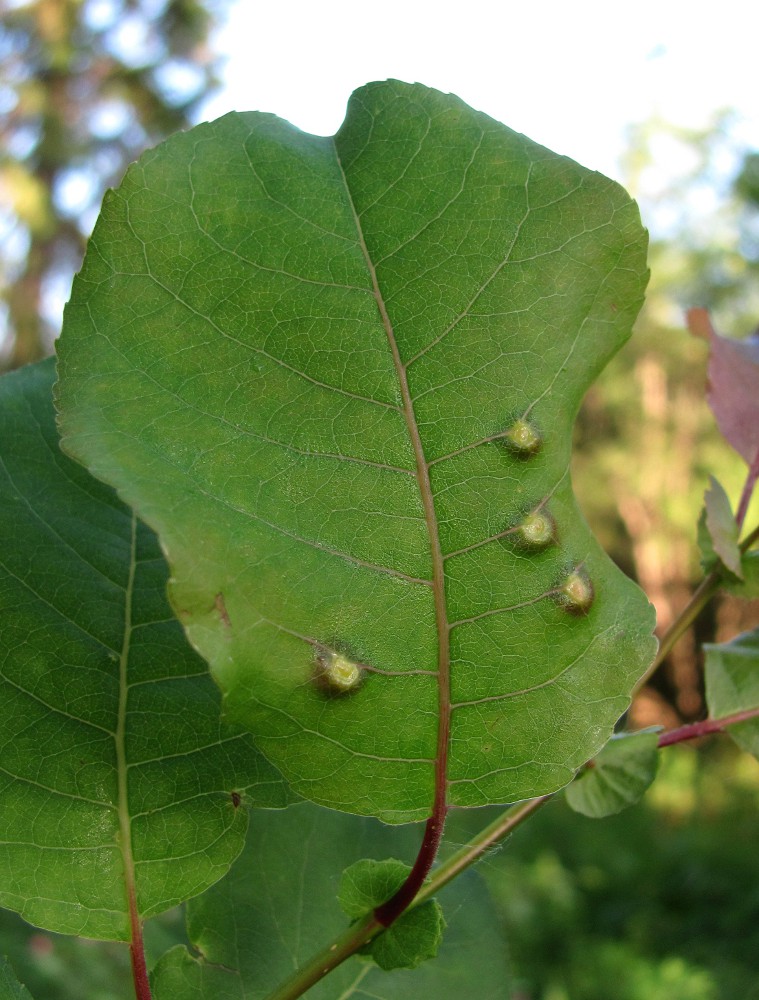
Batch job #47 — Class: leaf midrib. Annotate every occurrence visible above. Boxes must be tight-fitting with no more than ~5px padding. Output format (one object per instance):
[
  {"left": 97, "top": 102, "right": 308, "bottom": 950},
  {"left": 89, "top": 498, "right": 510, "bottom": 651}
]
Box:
[
  {"left": 333, "top": 141, "right": 451, "bottom": 812},
  {"left": 116, "top": 511, "right": 141, "bottom": 940}
]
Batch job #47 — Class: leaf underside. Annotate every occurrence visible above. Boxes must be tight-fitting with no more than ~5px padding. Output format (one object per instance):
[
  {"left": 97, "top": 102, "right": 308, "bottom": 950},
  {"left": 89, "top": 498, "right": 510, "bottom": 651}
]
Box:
[
  {"left": 0, "top": 361, "right": 290, "bottom": 940},
  {"left": 57, "top": 80, "right": 656, "bottom": 821}
]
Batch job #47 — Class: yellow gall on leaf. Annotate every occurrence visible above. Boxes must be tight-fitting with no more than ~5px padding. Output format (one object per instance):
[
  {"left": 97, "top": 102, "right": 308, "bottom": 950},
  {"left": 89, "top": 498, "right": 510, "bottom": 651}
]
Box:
[
  {"left": 556, "top": 568, "right": 594, "bottom": 615},
  {"left": 504, "top": 418, "right": 542, "bottom": 456},
  {"left": 314, "top": 647, "right": 363, "bottom": 694},
  {"left": 516, "top": 510, "right": 555, "bottom": 550}
]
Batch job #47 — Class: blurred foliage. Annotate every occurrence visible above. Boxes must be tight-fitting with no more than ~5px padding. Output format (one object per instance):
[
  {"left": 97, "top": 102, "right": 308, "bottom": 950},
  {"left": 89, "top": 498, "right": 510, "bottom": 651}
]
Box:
[
  {"left": 470, "top": 742, "right": 759, "bottom": 1000},
  {"left": 572, "top": 114, "right": 759, "bottom": 724},
  {"left": 0, "top": 0, "right": 228, "bottom": 368},
  {"left": 0, "top": 906, "right": 186, "bottom": 1000}
]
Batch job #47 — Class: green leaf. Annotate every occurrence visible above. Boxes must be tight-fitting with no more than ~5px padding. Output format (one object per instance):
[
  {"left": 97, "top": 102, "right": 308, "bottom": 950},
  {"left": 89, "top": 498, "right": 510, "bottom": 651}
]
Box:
[
  {"left": 564, "top": 730, "right": 660, "bottom": 818},
  {"left": 339, "top": 858, "right": 409, "bottom": 917},
  {"left": 369, "top": 899, "right": 445, "bottom": 972},
  {"left": 701, "top": 477, "right": 742, "bottom": 578},
  {"left": 151, "top": 802, "right": 509, "bottom": 998},
  {"left": 0, "top": 959, "right": 34, "bottom": 1000},
  {"left": 705, "top": 628, "right": 759, "bottom": 758},
  {"left": 57, "top": 79, "right": 656, "bottom": 821},
  {"left": 339, "top": 859, "right": 445, "bottom": 970},
  {"left": 0, "top": 360, "right": 291, "bottom": 940}
]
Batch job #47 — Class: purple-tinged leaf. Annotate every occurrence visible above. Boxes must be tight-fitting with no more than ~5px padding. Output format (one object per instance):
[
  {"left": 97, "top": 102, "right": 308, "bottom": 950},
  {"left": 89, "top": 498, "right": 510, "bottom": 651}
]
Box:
[{"left": 687, "top": 308, "right": 759, "bottom": 468}]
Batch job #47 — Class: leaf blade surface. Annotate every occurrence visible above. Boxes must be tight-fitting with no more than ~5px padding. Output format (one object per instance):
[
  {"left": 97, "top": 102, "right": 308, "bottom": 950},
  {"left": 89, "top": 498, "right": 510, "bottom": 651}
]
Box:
[{"left": 0, "top": 360, "right": 290, "bottom": 940}]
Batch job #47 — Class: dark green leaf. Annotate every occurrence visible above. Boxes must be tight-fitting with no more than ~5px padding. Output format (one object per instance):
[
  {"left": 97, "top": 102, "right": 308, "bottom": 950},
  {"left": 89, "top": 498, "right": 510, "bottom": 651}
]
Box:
[
  {"left": 151, "top": 802, "right": 509, "bottom": 998},
  {"left": 57, "top": 80, "right": 656, "bottom": 821},
  {"left": 705, "top": 629, "right": 759, "bottom": 758},
  {"left": 0, "top": 958, "right": 34, "bottom": 1000},
  {"left": 565, "top": 731, "right": 659, "bottom": 818},
  {"left": 0, "top": 360, "right": 291, "bottom": 940}
]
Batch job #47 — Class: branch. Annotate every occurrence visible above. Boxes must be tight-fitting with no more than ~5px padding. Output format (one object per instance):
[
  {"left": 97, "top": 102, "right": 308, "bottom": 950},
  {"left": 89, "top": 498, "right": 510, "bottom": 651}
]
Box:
[
  {"left": 657, "top": 706, "right": 759, "bottom": 747},
  {"left": 265, "top": 912, "right": 381, "bottom": 1000},
  {"left": 736, "top": 450, "right": 759, "bottom": 530},
  {"left": 633, "top": 520, "right": 759, "bottom": 696}
]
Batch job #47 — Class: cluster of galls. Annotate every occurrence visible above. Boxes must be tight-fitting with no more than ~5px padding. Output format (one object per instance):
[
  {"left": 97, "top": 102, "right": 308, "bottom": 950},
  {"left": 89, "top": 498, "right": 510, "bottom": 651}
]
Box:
[{"left": 505, "top": 417, "right": 595, "bottom": 616}]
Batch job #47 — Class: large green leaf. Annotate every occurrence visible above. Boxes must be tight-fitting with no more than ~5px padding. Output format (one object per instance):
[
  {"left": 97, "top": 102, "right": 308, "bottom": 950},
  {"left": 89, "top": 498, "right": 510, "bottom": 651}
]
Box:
[
  {"left": 151, "top": 802, "right": 510, "bottom": 999},
  {"left": 0, "top": 360, "right": 291, "bottom": 941},
  {"left": 56, "top": 80, "right": 656, "bottom": 821}
]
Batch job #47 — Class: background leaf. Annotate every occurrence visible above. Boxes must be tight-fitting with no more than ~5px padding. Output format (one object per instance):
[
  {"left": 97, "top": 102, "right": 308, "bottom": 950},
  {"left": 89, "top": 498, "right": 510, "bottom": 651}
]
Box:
[
  {"left": 57, "top": 80, "right": 656, "bottom": 821},
  {"left": 564, "top": 731, "right": 660, "bottom": 818},
  {"left": 151, "top": 802, "right": 510, "bottom": 999},
  {"left": 704, "top": 628, "right": 759, "bottom": 758},
  {"left": 686, "top": 308, "right": 759, "bottom": 468},
  {"left": 0, "top": 360, "right": 291, "bottom": 941},
  {"left": 0, "top": 959, "right": 34, "bottom": 1000}
]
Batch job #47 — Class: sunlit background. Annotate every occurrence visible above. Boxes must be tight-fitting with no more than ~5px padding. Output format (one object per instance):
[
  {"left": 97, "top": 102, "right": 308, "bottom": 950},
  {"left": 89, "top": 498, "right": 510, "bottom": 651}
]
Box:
[
  {"left": 203, "top": 0, "right": 758, "bottom": 181},
  {"left": 2, "top": 2, "right": 759, "bottom": 998}
]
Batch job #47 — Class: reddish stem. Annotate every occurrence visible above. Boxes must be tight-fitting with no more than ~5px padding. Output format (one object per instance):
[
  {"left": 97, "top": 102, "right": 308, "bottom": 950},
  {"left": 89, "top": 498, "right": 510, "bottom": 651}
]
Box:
[
  {"left": 128, "top": 885, "right": 152, "bottom": 1000},
  {"left": 735, "top": 449, "right": 759, "bottom": 530},
  {"left": 130, "top": 944, "right": 151, "bottom": 1000},
  {"left": 374, "top": 804, "right": 447, "bottom": 926},
  {"left": 657, "top": 706, "right": 759, "bottom": 748}
]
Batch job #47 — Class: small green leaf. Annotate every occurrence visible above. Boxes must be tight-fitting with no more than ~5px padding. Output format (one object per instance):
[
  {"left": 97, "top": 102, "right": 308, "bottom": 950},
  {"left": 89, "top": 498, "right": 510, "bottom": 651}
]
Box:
[
  {"left": 57, "top": 79, "right": 656, "bottom": 821},
  {"left": 368, "top": 899, "right": 445, "bottom": 971},
  {"left": 0, "top": 959, "right": 34, "bottom": 1000},
  {"left": 705, "top": 628, "right": 759, "bottom": 758},
  {"left": 152, "top": 802, "right": 509, "bottom": 998},
  {"left": 339, "top": 859, "right": 445, "bottom": 971},
  {"left": 339, "top": 858, "right": 409, "bottom": 917},
  {"left": 565, "top": 730, "right": 659, "bottom": 818},
  {"left": 0, "top": 360, "right": 291, "bottom": 940},
  {"left": 702, "top": 477, "right": 742, "bottom": 578}
]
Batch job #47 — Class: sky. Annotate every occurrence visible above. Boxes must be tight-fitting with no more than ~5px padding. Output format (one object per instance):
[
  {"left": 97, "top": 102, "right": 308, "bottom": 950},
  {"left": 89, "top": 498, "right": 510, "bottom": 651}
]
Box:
[{"left": 199, "top": 0, "right": 758, "bottom": 187}]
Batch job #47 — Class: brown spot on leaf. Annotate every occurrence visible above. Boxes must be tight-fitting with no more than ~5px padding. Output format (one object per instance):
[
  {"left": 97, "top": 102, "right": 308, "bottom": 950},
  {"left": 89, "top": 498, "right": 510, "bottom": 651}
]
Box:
[{"left": 215, "top": 592, "right": 232, "bottom": 629}]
